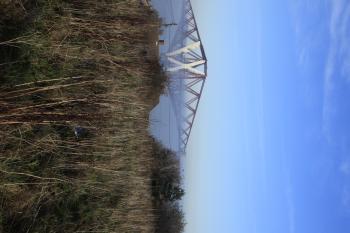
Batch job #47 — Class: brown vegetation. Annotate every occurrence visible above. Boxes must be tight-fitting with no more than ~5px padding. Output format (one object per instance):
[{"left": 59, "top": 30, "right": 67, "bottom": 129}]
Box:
[{"left": 0, "top": 0, "right": 183, "bottom": 232}]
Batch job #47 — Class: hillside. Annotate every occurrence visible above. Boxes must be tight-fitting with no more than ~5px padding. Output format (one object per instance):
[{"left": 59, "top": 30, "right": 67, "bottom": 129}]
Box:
[{"left": 0, "top": 1, "right": 183, "bottom": 232}]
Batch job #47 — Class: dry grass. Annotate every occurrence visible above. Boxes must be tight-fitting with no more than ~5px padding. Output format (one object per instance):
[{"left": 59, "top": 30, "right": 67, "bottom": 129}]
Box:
[{"left": 0, "top": 0, "right": 168, "bottom": 232}]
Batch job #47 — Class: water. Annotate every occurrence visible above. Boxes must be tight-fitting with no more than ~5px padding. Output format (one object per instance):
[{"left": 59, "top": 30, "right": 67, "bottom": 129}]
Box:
[{"left": 149, "top": 0, "right": 185, "bottom": 153}]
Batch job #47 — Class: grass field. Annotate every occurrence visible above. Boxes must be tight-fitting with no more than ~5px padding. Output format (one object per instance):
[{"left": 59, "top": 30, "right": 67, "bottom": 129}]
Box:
[{"left": 0, "top": 1, "right": 183, "bottom": 232}]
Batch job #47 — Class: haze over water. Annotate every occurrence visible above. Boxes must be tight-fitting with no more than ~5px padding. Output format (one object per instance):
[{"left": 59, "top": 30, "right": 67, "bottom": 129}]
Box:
[{"left": 149, "top": 0, "right": 185, "bottom": 152}]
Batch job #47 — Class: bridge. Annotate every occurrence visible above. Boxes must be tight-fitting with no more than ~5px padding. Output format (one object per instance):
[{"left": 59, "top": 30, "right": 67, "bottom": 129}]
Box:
[{"left": 163, "top": 0, "right": 207, "bottom": 152}]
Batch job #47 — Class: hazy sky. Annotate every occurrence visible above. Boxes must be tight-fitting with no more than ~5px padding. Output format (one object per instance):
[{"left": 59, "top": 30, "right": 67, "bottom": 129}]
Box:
[{"left": 182, "top": 0, "right": 350, "bottom": 233}]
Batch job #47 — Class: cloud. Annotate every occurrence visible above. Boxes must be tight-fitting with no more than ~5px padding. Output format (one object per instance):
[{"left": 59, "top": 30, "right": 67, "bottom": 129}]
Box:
[
  {"left": 338, "top": 159, "right": 350, "bottom": 211},
  {"left": 341, "top": 186, "right": 350, "bottom": 212},
  {"left": 340, "top": 160, "right": 350, "bottom": 175},
  {"left": 290, "top": 0, "right": 350, "bottom": 139},
  {"left": 289, "top": 0, "right": 327, "bottom": 68},
  {"left": 322, "top": 0, "right": 350, "bottom": 138}
]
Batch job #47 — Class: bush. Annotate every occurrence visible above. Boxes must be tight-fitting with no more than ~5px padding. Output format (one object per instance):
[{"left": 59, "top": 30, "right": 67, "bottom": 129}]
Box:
[{"left": 151, "top": 141, "right": 186, "bottom": 233}]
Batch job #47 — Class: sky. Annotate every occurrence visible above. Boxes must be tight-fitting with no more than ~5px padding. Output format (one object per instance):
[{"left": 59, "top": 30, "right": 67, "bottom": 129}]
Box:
[{"left": 151, "top": 0, "right": 350, "bottom": 233}]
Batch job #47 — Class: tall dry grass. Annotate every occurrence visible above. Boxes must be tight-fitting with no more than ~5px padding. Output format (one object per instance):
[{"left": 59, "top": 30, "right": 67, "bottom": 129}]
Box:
[{"left": 0, "top": 0, "right": 168, "bottom": 232}]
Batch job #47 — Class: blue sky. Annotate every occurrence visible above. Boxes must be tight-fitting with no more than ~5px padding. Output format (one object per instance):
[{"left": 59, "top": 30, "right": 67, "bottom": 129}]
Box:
[{"left": 182, "top": 0, "right": 350, "bottom": 233}]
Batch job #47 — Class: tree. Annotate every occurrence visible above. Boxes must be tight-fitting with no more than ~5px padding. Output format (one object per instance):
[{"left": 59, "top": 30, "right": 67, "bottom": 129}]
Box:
[
  {"left": 151, "top": 141, "right": 184, "bottom": 202},
  {"left": 155, "top": 202, "right": 185, "bottom": 233},
  {"left": 152, "top": 140, "right": 186, "bottom": 233}
]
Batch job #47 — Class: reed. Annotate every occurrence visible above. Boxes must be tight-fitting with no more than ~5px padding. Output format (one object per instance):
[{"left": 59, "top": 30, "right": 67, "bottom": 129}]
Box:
[{"left": 0, "top": 1, "right": 175, "bottom": 232}]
